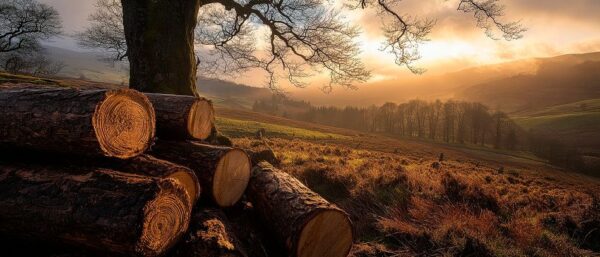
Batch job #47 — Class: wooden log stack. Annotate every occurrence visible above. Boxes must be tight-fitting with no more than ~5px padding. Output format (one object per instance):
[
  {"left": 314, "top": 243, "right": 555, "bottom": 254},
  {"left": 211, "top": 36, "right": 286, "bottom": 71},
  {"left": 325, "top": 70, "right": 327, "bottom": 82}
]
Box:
[
  {"left": 0, "top": 88, "right": 155, "bottom": 159},
  {"left": 0, "top": 85, "right": 353, "bottom": 257}
]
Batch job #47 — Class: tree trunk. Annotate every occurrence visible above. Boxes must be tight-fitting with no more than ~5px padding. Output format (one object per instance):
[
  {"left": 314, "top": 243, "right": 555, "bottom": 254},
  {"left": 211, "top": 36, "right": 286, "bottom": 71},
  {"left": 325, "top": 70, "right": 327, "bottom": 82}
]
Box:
[
  {"left": 171, "top": 209, "right": 247, "bottom": 257},
  {"left": 111, "top": 154, "right": 201, "bottom": 205},
  {"left": 247, "top": 162, "right": 354, "bottom": 257},
  {"left": 151, "top": 141, "right": 251, "bottom": 207},
  {"left": 121, "top": 0, "right": 201, "bottom": 95},
  {"left": 145, "top": 93, "right": 214, "bottom": 140},
  {"left": 0, "top": 88, "right": 155, "bottom": 159},
  {"left": 0, "top": 162, "right": 191, "bottom": 257}
]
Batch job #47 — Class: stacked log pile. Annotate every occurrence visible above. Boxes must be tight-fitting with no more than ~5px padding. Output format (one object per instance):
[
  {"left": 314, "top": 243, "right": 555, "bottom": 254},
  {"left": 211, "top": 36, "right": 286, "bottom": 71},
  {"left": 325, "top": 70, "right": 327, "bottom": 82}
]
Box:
[{"left": 0, "top": 86, "right": 353, "bottom": 257}]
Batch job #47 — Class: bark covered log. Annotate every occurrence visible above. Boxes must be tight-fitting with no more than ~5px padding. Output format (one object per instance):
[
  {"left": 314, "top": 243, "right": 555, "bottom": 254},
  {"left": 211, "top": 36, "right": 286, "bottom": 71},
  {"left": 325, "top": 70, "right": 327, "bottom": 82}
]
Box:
[
  {"left": 145, "top": 93, "right": 214, "bottom": 140},
  {"left": 171, "top": 209, "right": 247, "bottom": 257},
  {"left": 0, "top": 162, "right": 191, "bottom": 257},
  {"left": 151, "top": 141, "right": 251, "bottom": 207},
  {"left": 0, "top": 88, "right": 155, "bottom": 159},
  {"left": 247, "top": 162, "right": 354, "bottom": 257},
  {"left": 111, "top": 154, "right": 201, "bottom": 205}
]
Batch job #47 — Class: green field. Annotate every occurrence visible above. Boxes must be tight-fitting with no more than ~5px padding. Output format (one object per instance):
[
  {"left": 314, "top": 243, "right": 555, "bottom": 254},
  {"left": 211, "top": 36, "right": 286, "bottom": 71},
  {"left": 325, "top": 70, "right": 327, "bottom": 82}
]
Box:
[
  {"left": 514, "top": 98, "right": 600, "bottom": 117},
  {"left": 513, "top": 98, "right": 600, "bottom": 129},
  {"left": 512, "top": 99, "right": 600, "bottom": 152},
  {"left": 215, "top": 117, "right": 349, "bottom": 140},
  {"left": 514, "top": 112, "right": 600, "bottom": 131}
]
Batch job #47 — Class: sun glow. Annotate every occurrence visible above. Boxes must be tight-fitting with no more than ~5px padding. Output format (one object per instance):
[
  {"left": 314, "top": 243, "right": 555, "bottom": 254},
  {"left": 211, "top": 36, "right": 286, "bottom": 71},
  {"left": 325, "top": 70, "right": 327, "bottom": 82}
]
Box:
[{"left": 357, "top": 34, "right": 498, "bottom": 66}]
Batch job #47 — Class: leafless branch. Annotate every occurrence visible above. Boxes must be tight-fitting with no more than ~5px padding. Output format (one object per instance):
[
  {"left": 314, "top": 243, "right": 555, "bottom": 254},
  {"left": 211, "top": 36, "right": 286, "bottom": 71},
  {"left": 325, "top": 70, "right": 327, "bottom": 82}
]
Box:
[
  {"left": 458, "top": 0, "right": 525, "bottom": 40},
  {"left": 0, "top": 0, "right": 61, "bottom": 53},
  {"left": 80, "top": 0, "right": 524, "bottom": 91}
]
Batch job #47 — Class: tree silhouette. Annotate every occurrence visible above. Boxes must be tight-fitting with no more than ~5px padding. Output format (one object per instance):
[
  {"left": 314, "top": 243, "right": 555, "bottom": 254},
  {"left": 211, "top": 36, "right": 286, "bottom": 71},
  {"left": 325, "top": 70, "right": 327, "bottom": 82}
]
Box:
[
  {"left": 80, "top": 0, "right": 524, "bottom": 95},
  {"left": 0, "top": 0, "right": 61, "bottom": 54},
  {"left": 0, "top": 0, "right": 63, "bottom": 75}
]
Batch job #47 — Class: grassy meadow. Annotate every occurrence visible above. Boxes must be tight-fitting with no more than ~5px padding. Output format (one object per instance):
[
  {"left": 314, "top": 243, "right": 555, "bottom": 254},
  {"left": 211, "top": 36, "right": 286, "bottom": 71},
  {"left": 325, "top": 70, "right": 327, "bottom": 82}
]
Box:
[{"left": 216, "top": 108, "right": 600, "bottom": 257}]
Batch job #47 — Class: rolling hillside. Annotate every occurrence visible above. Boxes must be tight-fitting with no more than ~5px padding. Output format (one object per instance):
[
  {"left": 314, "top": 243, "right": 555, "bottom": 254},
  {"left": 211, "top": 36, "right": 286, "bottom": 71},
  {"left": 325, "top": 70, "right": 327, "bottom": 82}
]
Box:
[
  {"left": 214, "top": 107, "right": 600, "bottom": 256},
  {"left": 513, "top": 98, "right": 600, "bottom": 154},
  {"left": 43, "top": 45, "right": 273, "bottom": 108},
  {"left": 459, "top": 52, "right": 600, "bottom": 112},
  {"left": 197, "top": 78, "right": 271, "bottom": 109},
  {"left": 44, "top": 45, "right": 600, "bottom": 114}
]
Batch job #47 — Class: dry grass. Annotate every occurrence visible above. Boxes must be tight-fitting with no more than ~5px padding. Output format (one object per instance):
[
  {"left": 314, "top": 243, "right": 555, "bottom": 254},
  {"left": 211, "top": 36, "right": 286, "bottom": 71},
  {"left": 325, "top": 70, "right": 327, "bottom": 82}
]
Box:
[{"left": 233, "top": 135, "right": 600, "bottom": 256}]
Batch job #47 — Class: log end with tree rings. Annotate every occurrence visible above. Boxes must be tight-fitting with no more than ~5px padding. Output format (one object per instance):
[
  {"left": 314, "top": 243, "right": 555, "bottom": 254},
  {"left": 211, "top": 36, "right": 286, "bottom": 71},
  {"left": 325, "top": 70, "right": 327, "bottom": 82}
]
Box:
[
  {"left": 167, "top": 168, "right": 201, "bottom": 205},
  {"left": 138, "top": 179, "right": 191, "bottom": 257},
  {"left": 187, "top": 98, "right": 214, "bottom": 140},
  {"left": 296, "top": 209, "right": 353, "bottom": 257},
  {"left": 247, "top": 162, "right": 354, "bottom": 257},
  {"left": 212, "top": 148, "right": 251, "bottom": 207},
  {"left": 112, "top": 154, "right": 201, "bottom": 205},
  {"left": 93, "top": 89, "right": 155, "bottom": 159}
]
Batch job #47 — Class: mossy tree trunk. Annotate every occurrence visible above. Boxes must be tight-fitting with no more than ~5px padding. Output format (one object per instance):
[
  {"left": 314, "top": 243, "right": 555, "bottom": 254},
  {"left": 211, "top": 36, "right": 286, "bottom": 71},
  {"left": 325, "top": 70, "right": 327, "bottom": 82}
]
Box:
[{"left": 120, "top": 0, "right": 200, "bottom": 95}]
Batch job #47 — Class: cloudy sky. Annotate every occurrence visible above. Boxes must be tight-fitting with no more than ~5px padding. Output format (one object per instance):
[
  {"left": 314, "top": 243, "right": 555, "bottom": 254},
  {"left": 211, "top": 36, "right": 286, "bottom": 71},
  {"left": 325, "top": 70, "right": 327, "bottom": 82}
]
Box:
[
  {"left": 39, "top": 0, "right": 600, "bottom": 94},
  {"left": 352, "top": 0, "right": 600, "bottom": 76}
]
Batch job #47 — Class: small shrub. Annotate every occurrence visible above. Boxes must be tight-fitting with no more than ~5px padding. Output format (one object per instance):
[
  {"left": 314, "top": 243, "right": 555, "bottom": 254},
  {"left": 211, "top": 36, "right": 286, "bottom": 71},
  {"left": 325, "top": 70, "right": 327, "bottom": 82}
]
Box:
[
  {"left": 301, "top": 166, "right": 352, "bottom": 202},
  {"left": 442, "top": 173, "right": 500, "bottom": 213}
]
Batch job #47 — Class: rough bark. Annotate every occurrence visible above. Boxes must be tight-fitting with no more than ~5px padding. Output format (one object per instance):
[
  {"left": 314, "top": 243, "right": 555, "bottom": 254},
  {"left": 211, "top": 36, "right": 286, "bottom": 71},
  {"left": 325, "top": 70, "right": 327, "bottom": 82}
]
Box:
[
  {"left": 111, "top": 154, "right": 201, "bottom": 205},
  {"left": 0, "top": 209, "right": 249, "bottom": 257},
  {"left": 0, "top": 88, "right": 155, "bottom": 159},
  {"left": 0, "top": 162, "right": 191, "bottom": 257},
  {"left": 121, "top": 0, "right": 201, "bottom": 95},
  {"left": 151, "top": 141, "right": 251, "bottom": 207},
  {"left": 145, "top": 93, "right": 215, "bottom": 140},
  {"left": 171, "top": 209, "right": 247, "bottom": 257},
  {"left": 247, "top": 162, "right": 354, "bottom": 257}
]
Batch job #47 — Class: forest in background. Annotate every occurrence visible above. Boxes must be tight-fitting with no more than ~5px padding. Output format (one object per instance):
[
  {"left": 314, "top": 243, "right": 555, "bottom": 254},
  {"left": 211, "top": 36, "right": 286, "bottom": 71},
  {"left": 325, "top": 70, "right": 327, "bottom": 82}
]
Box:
[{"left": 253, "top": 96, "right": 592, "bottom": 175}]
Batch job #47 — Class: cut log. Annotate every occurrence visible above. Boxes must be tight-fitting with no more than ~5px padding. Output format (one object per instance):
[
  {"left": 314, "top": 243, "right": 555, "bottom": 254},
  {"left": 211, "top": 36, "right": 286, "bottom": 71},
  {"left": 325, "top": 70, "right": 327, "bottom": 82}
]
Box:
[
  {"left": 247, "top": 162, "right": 354, "bottom": 257},
  {"left": 145, "top": 93, "right": 214, "bottom": 140},
  {"left": 112, "top": 154, "right": 201, "bottom": 205},
  {"left": 0, "top": 88, "right": 155, "bottom": 159},
  {"left": 0, "top": 162, "right": 191, "bottom": 257},
  {"left": 151, "top": 141, "right": 251, "bottom": 207},
  {"left": 0, "top": 150, "right": 201, "bottom": 206},
  {"left": 171, "top": 209, "right": 247, "bottom": 257}
]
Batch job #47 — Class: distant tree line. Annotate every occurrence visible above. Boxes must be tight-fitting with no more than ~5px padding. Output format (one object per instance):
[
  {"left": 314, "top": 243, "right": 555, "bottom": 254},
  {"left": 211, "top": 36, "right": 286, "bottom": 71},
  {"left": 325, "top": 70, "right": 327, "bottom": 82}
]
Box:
[{"left": 254, "top": 97, "right": 588, "bottom": 173}]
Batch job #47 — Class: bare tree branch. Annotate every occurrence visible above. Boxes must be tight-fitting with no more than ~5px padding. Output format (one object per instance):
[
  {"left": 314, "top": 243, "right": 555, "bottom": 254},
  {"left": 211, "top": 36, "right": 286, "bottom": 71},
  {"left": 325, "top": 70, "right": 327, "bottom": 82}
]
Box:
[
  {"left": 458, "top": 0, "right": 525, "bottom": 40},
  {"left": 0, "top": 0, "right": 61, "bottom": 53},
  {"left": 76, "top": 0, "right": 127, "bottom": 62},
  {"left": 79, "top": 0, "right": 524, "bottom": 91}
]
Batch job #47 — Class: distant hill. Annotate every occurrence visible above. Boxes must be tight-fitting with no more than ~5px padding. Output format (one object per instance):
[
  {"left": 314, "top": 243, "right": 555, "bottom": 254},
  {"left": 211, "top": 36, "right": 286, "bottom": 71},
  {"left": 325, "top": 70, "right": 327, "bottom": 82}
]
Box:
[
  {"left": 513, "top": 98, "right": 600, "bottom": 154},
  {"left": 45, "top": 45, "right": 129, "bottom": 84},
  {"left": 43, "top": 45, "right": 274, "bottom": 108},
  {"left": 287, "top": 52, "right": 600, "bottom": 109},
  {"left": 43, "top": 45, "right": 600, "bottom": 113},
  {"left": 458, "top": 52, "right": 600, "bottom": 112},
  {"left": 197, "top": 78, "right": 272, "bottom": 109}
]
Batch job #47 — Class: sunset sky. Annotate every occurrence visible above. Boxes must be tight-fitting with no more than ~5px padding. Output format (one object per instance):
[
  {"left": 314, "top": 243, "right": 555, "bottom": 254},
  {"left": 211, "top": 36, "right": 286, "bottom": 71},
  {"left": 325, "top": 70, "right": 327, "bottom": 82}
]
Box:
[{"left": 40, "top": 0, "right": 600, "bottom": 99}]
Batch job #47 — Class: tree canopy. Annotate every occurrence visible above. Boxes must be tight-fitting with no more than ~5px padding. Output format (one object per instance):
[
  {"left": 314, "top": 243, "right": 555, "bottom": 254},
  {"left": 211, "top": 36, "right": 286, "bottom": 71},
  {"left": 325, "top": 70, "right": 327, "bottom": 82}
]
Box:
[{"left": 79, "top": 0, "right": 524, "bottom": 92}]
